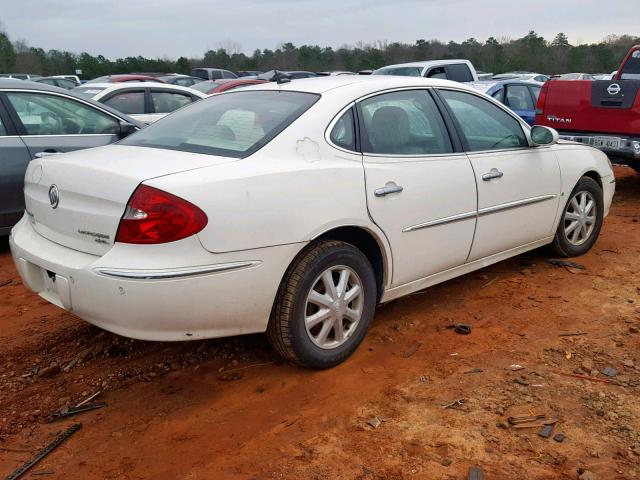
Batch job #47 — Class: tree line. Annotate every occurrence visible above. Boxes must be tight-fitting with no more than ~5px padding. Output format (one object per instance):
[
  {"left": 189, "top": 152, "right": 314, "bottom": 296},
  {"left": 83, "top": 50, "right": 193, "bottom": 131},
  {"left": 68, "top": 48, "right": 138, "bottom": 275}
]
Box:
[{"left": 0, "top": 29, "right": 638, "bottom": 79}]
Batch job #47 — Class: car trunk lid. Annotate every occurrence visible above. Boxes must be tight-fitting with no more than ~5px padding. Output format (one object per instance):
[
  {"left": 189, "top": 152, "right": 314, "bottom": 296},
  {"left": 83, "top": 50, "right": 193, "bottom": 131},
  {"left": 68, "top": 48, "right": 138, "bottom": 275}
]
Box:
[{"left": 24, "top": 145, "right": 234, "bottom": 256}]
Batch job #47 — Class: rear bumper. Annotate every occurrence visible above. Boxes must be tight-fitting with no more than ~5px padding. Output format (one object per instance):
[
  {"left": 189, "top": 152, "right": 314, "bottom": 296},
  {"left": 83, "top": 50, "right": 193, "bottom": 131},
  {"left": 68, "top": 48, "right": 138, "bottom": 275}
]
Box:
[
  {"left": 9, "top": 216, "right": 303, "bottom": 341},
  {"left": 558, "top": 132, "right": 640, "bottom": 161}
]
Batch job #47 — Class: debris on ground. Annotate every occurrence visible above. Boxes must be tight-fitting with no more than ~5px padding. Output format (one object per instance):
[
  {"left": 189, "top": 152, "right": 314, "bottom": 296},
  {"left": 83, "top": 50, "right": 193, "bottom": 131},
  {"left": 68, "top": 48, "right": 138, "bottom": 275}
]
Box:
[
  {"left": 464, "top": 368, "right": 483, "bottom": 375},
  {"left": 510, "top": 364, "right": 525, "bottom": 371},
  {"left": 402, "top": 341, "right": 422, "bottom": 358},
  {"left": 553, "top": 433, "right": 565, "bottom": 443},
  {"left": 366, "top": 417, "right": 382, "bottom": 429},
  {"left": 548, "top": 258, "right": 586, "bottom": 269},
  {"left": 446, "top": 323, "right": 472, "bottom": 335},
  {"left": 578, "top": 469, "right": 596, "bottom": 480},
  {"left": 441, "top": 398, "right": 465, "bottom": 410},
  {"left": 5, "top": 423, "right": 81, "bottom": 480},
  {"left": 47, "top": 402, "right": 106, "bottom": 423},
  {"left": 467, "top": 466, "right": 484, "bottom": 480},
  {"left": 538, "top": 424, "right": 555, "bottom": 438},
  {"left": 601, "top": 367, "right": 618, "bottom": 377}
]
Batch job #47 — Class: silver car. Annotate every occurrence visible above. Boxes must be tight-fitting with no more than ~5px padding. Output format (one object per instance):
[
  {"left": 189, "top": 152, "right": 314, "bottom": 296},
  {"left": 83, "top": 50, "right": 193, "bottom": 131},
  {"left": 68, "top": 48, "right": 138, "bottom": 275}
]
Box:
[{"left": 0, "top": 79, "right": 143, "bottom": 235}]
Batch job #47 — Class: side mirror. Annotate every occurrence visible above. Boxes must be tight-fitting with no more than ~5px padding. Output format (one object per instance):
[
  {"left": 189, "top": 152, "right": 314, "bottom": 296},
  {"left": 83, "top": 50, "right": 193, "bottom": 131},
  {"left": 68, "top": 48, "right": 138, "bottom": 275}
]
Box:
[
  {"left": 530, "top": 125, "right": 559, "bottom": 146},
  {"left": 118, "top": 121, "right": 138, "bottom": 138}
]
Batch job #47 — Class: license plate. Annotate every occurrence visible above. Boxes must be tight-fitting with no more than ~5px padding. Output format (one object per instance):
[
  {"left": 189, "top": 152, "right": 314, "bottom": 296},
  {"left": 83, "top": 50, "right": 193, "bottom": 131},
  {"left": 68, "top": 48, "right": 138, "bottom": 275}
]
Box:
[{"left": 593, "top": 136, "right": 621, "bottom": 149}]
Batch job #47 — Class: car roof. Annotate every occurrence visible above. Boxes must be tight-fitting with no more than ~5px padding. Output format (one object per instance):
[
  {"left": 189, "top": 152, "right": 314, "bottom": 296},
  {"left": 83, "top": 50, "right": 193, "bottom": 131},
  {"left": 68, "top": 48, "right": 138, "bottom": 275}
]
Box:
[
  {"left": 79, "top": 82, "right": 207, "bottom": 96},
  {"left": 237, "top": 74, "right": 478, "bottom": 95},
  {"left": 377, "top": 59, "right": 471, "bottom": 70},
  {"left": 0, "top": 79, "right": 145, "bottom": 127}
]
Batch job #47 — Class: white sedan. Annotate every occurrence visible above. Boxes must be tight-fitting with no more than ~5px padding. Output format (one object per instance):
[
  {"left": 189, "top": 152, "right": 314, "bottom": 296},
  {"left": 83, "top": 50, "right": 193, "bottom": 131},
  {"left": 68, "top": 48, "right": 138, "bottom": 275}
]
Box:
[
  {"left": 10, "top": 76, "right": 615, "bottom": 368},
  {"left": 73, "top": 82, "right": 207, "bottom": 123}
]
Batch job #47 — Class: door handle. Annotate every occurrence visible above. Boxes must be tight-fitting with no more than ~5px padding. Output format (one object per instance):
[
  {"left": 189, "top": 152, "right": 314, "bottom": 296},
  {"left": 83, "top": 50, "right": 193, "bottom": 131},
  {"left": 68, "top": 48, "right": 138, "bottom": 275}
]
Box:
[
  {"left": 482, "top": 168, "right": 504, "bottom": 181},
  {"left": 34, "top": 151, "right": 63, "bottom": 159},
  {"left": 374, "top": 183, "right": 404, "bottom": 197}
]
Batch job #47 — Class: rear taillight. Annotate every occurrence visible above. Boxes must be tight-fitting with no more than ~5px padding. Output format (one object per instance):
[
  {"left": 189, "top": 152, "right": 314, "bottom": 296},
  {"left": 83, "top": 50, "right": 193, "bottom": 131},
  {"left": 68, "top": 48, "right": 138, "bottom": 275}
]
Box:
[
  {"left": 536, "top": 83, "right": 549, "bottom": 115},
  {"left": 116, "top": 185, "right": 208, "bottom": 244}
]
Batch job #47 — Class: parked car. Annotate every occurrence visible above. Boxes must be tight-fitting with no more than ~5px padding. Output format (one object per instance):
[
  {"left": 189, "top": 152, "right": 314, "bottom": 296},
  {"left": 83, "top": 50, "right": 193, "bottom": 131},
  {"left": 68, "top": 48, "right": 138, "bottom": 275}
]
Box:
[
  {"left": 9, "top": 75, "right": 614, "bottom": 368},
  {"left": 536, "top": 45, "right": 640, "bottom": 170},
  {"left": 0, "top": 73, "right": 42, "bottom": 80},
  {"left": 48, "top": 75, "right": 82, "bottom": 86},
  {"left": 493, "top": 72, "right": 550, "bottom": 83},
  {"left": 85, "top": 74, "right": 167, "bottom": 84},
  {"left": 0, "top": 79, "right": 143, "bottom": 235},
  {"left": 358, "top": 70, "right": 374, "bottom": 75},
  {"left": 72, "top": 82, "right": 207, "bottom": 123},
  {"left": 557, "top": 73, "right": 596, "bottom": 81},
  {"left": 469, "top": 79, "right": 542, "bottom": 125},
  {"left": 191, "top": 78, "right": 268, "bottom": 94},
  {"left": 34, "top": 76, "right": 78, "bottom": 90},
  {"left": 236, "top": 71, "right": 263, "bottom": 77},
  {"left": 157, "top": 75, "right": 204, "bottom": 87},
  {"left": 372, "top": 59, "right": 478, "bottom": 82},
  {"left": 257, "top": 70, "right": 318, "bottom": 81},
  {"left": 191, "top": 68, "right": 238, "bottom": 80},
  {"left": 317, "top": 71, "right": 356, "bottom": 76}
]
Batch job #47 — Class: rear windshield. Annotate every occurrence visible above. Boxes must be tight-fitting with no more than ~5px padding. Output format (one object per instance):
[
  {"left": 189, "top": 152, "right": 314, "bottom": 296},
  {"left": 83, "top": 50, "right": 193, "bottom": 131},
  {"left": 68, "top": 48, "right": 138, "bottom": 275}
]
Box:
[
  {"left": 120, "top": 90, "right": 319, "bottom": 158},
  {"left": 373, "top": 67, "right": 422, "bottom": 77},
  {"left": 73, "top": 86, "right": 107, "bottom": 97}
]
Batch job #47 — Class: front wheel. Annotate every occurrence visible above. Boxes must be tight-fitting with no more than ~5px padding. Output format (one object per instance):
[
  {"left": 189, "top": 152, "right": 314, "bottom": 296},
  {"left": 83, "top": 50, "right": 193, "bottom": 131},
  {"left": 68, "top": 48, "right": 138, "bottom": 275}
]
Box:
[
  {"left": 551, "top": 176, "right": 604, "bottom": 257},
  {"left": 267, "top": 240, "right": 377, "bottom": 369}
]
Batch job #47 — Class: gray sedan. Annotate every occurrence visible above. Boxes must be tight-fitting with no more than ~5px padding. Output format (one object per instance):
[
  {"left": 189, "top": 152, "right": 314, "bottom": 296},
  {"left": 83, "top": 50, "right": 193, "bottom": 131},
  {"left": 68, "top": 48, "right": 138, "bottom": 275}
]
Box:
[{"left": 0, "top": 79, "right": 144, "bottom": 235}]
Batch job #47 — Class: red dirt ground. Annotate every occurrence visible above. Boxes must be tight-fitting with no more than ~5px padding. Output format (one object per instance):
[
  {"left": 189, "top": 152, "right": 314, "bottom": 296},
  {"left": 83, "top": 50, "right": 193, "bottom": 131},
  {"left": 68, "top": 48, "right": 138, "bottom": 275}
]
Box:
[{"left": 1, "top": 166, "right": 639, "bottom": 480}]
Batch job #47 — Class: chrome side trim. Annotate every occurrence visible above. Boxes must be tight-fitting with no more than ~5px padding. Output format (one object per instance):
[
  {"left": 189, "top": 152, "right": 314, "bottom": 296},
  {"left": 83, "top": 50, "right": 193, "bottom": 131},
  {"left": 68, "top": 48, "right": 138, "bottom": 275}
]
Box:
[
  {"left": 403, "top": 194, "right": 557, "bottom": 232},
  {"left": 95, "top": 261, "right": 261, "bottom": 280},
  {"left": 403, "top": 210, "right": 476, "bottom": 232},
  {"left": 477, "top": 194, "right": 557, "bottom": 216}
]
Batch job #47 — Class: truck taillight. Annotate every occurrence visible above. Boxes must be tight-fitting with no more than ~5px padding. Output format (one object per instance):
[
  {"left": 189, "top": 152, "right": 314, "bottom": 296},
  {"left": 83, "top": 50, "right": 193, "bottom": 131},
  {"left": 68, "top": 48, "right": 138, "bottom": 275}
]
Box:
[
  {"left": 115, "top": 185, "right": 208, "bottom": 244},
  {"left": 536, "top": 83, "right": 549, "bottom": 115}
]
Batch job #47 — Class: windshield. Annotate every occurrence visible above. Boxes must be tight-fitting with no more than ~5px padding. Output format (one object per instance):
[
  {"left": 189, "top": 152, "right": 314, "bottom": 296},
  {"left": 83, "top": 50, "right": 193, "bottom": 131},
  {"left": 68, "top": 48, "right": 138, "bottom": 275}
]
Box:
[
  {"left": 373, "top": 67, "right": 422, "bottom": 77},
  {"left": 73, "top": 86, "right": 108, "bottom": 98},
  {"left": 191, "top": 81, "right": 223, "bottom": 93},
  {"left": 120, "top": 90, "right": 320, "bottom": 158}
]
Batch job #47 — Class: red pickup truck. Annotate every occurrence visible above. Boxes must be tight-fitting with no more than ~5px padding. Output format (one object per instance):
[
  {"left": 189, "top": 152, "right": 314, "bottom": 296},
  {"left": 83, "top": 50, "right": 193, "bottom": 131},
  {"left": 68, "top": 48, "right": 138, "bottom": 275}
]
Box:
[{"left": 535, "top": 45, "right": 640, "bottom": 170}]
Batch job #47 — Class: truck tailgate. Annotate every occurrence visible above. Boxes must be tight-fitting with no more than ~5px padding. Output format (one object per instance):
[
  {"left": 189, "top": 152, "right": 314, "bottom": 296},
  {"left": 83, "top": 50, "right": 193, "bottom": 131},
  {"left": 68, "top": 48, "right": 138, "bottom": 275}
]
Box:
[{"left": 538, "top": 79, "right": 640, "bottom": 135}]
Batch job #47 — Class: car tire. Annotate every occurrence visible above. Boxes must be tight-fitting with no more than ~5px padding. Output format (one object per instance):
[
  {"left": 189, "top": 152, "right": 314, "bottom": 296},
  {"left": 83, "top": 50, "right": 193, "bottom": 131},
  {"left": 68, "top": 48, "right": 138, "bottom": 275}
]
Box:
[
  {"left": 267, "top": 240, "right": 377, "bottom": 369},
  {"left": 551, "top": 176, "right": 604, "bottom": 257}
]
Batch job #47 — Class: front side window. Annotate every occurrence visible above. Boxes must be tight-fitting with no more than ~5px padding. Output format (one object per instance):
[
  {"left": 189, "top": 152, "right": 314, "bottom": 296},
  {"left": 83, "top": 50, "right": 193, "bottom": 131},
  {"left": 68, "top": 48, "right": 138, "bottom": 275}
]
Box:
[
  {"left": 151, "top": 91, "right": 193, "bottom": 113},
  {"left": 329, "top": 108, "right": 356, "bottom": 151},
  {"left": 6, "top": 92, "right": 120, "bottom": 135},
  {"left": 505, "top": 85, "right": 534, "bottom": 111},
  {"left": 120, "top": 91, "right": 319, "bottom": 158},
  {"left": 103, "top": 90, "right": 145, "bottom": 115},
  {"left": 359, "top": 90, "right": 452, "bottom": 155},
  {"left": 439, "top": 89, "right": 527, "bottom": 152}
]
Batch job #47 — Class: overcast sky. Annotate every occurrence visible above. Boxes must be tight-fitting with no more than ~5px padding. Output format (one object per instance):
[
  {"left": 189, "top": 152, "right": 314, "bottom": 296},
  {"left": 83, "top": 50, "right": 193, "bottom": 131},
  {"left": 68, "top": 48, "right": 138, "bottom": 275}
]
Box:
[{"left": 2, "top": 0, "right": 638, "bottom": 59}]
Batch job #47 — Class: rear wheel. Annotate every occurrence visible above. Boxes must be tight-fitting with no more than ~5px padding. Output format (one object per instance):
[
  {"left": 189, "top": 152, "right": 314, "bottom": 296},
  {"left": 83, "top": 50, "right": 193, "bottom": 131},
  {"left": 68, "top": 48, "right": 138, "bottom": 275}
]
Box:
[
  {"left": 267, "top": 240, "right": 377, "bottom": 368},
  {"left": 551, "top": 176, "right": 604, "bottom": 257}
]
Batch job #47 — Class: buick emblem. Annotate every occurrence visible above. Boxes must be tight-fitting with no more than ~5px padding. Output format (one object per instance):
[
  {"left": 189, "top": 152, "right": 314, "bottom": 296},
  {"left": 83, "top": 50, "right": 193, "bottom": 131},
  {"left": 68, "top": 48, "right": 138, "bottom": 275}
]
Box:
[
  {"left": 607, "top": 83, "right": 621, "bottom": 96},
  {"left": 48, "top": 184, "right": 59, "bottom": 209}
]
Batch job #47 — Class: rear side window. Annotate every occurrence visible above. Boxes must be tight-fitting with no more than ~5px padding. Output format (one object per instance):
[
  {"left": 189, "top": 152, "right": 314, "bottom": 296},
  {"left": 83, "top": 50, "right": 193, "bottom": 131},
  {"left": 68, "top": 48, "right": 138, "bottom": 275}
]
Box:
[
  {"left": 359, "top": 90, "right": 452, "bottom": 155},
  {"left": 447, "top": 64, "right": 474, "bottom": 82},
  {"left": 0, "top": 116, "right": 6, "bottom": 135},
  {"left": 439, "top": 89, "right": 527, "bottom": 152},
  {"left": 505, "top": 85, "right": 534, "bottom": 111},
  {"left": 191, "top": 69, "right": 209, "bottom": 80},
  {"left": 491, "top": 88, "right": 504, "bottom": 103},
  {"left": 621, "top": 50, "right": 640, "bottom": 80},
  {"left": 426, "top": 67, "right": 446, "bottom": 79},
  {"left": 120, "top": 91, "right": 319, "bottom": 158},
  {"left": 329, "top": 109, "right": 356, "bottom": 151},
  {"left": 530, "top": 86, "right": 541, "bottom": 101},
  {"left": 103, "top": 90, "right": 145, "bottom": 115},
  {"left": 151, "top": 91, "right": 193, "bottom": 113}
]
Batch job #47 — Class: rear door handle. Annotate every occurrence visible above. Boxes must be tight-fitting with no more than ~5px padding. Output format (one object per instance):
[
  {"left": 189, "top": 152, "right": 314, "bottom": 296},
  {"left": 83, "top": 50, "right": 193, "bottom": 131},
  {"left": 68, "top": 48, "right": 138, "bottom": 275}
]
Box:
[
  {"left": 34, "top": 151, "right": 63, "bottom": 159},
  {"left": 374, "top": 183, "right": 403, "bottom": 197},
  {"left": 482, "top": 168, "right": 503, "bottom": 181}
]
